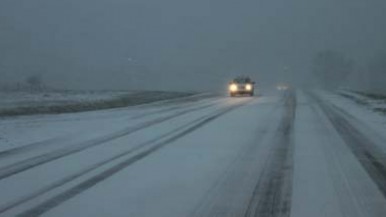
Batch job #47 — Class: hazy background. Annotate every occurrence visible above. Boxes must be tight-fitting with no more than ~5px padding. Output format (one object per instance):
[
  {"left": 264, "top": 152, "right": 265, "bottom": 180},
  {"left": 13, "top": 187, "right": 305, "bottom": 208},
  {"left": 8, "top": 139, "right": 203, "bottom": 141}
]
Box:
[{"left": 1, "top": 0, "right": 386, "bottom": 92}]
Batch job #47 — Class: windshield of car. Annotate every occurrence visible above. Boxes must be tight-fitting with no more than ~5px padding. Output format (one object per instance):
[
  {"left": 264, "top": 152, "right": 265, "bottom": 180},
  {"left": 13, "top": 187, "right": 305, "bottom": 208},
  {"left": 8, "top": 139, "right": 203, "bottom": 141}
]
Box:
[{"left": 233, "top": 77, "right": 251, "bottom": 83}]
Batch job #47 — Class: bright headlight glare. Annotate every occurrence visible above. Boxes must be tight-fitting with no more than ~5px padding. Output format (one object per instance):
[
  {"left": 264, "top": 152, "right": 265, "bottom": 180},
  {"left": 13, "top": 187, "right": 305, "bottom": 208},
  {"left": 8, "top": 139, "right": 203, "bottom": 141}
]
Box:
[
  {"left": 246, "top": 84, "right": 252, "bottom": 91},
  {"left": 229, "top": 84, "right": 237, "bottom": 92}
]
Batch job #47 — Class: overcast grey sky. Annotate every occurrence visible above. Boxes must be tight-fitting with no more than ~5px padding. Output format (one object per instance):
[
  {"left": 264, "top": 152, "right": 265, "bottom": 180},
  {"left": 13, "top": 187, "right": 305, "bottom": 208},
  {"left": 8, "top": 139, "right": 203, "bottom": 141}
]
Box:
[{"left": 1, "top": 0, "right": 386, "bottom": 90}]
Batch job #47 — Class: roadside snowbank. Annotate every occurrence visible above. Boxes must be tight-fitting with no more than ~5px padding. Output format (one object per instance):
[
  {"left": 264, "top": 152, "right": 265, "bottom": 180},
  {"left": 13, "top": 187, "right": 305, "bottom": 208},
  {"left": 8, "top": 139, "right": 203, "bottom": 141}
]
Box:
[
  {"left": 338, "top": 90, "right": 386, "bottom": 114},
  {"left": 317, "top": 90, "right": 386, "bottom": 150},
  {"left": 0, "top": 90, "right": 194, "bottom": 117}
]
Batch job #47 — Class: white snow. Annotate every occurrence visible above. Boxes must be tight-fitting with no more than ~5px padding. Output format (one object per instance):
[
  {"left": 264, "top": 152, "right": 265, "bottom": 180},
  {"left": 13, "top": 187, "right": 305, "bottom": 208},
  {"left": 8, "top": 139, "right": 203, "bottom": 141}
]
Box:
[
  {"left": 317, "top": 90, "right": 386, "bottom": 152},
  {"left": 1, "top": 90, "right": 386, "bottom": 217},
  {"left": 338, "top": 90, "right": 386, "bottom": 112},
  {"left": 291, "top": 91, "right": 386, "bottom": 217},
  {"left": 0, "top": 90, "right": 131, "bottom": 110}
]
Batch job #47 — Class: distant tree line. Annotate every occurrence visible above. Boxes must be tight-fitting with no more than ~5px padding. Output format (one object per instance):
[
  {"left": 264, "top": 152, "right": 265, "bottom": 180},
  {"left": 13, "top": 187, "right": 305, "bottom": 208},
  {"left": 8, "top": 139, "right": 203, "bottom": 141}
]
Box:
[
  {"left": 311, "top": 49, "right": 386, "bottom": 93},
  {"left": 0, "top": 74, "right": 48, "bottom": 92},
  {"left": 366, "top": 51, "right": 386, "bottom": 92},
  {"left": 311, "top": 50, "right": 354, "bottom": 89}
]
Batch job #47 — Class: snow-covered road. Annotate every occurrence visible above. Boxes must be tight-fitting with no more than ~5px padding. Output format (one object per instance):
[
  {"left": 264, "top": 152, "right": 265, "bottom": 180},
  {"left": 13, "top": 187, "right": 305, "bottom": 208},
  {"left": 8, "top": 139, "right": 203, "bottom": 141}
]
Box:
[{"left": 1, "top": 90, "right": 386, "bottom": 217}]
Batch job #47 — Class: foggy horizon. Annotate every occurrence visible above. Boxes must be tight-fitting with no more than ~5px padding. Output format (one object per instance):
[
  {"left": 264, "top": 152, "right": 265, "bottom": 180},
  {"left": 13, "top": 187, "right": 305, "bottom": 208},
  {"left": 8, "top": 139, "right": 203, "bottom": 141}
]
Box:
[{"left": 1, "top": 0, "right": 386, "bottom": 92}]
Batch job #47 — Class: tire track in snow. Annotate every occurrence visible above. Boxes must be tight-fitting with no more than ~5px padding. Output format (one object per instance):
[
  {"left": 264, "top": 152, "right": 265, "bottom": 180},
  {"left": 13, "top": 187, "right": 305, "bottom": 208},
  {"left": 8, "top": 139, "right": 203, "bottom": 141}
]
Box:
[
  {"left": 14, "top": 98, "right": 251, "bottom": 217},
  {"left": 190, "top": 100, "right": 284, "bottom": 217},
  {"left": 0, "top": 96, "right": 219, "bottom": 160},
  {"left": 0, "top": 98, "right": 235, "bottom": 215},
  {"left": 129, "top": 96, "right": 222, "bottom": 121},
  {"left": 313, "top": 93, "right": 386, "bottom": 199},
  {"left": 243, "top": 91, "right": 296, "bottom": 217},
  {"left": 0, "top": 137, "right": 64, "bottom": 159},
  {"left": 0, "top": 99, "right": 223, "bottom": 181}
]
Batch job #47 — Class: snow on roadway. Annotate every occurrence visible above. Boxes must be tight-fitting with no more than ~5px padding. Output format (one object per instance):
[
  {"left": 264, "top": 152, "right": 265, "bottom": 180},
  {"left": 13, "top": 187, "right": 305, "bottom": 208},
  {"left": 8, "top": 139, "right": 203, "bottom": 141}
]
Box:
[
  {"left": 292, "top": 91, "right": 386, "bottom": 217},
  {"left": 0, "top": 93, "right": 214, "bottom": 153},
  {"left": 1, "top": 90, "right": 386, "bottom": 217},
  {"left": 37, "top": 96, "right": 283, "bottom": 217},
  {"left": 317, "top": 91, "right": 386, "bottom": 151},
  {"left": 0, "top": 96, "right": 231, "bottom": 209}
]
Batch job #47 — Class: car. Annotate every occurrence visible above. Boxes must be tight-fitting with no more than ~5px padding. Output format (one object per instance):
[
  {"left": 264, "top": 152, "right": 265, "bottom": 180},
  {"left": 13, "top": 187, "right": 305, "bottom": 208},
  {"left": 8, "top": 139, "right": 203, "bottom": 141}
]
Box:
[
  {"left": 228, "top": 76, "right": 255, "bottom": 97},
  {"left": 276, "top": 83, "right": 289, "bottom": 91}
]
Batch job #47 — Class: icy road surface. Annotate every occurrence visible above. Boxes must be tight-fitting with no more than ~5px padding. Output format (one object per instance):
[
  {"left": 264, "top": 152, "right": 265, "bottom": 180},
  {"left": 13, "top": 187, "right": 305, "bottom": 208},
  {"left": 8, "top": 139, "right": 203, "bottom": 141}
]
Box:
[{"left": 1, "top": 90, "right": 386, "bottom": 217}]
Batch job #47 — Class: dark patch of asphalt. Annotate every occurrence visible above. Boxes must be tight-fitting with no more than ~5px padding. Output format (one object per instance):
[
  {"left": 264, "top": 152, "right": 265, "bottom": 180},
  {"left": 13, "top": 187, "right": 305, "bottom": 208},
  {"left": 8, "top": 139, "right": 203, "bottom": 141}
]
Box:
[{"left": 244, "top": 90, "right": 296, "bottom": 217}]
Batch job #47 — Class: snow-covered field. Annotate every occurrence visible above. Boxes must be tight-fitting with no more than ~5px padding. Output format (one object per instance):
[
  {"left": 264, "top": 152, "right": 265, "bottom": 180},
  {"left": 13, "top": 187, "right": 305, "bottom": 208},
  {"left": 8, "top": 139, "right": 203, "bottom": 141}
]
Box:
[
  {"left": 0, "top": 89, "right": 385, "bottom": 217},
  {"left": 0, "top": 90, "right": 195, "bottom": 116},
  {"left": 0, "top": 91, "right": 130, "bottom": 109},
  {"left": 338, "top": 90, "right": 386, "bottom": 114}
]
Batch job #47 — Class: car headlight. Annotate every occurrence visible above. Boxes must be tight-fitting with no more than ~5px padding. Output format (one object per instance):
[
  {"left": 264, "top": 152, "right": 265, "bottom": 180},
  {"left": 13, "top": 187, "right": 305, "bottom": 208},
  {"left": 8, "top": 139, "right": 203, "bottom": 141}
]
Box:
[
  {"left": 246, "top": 84, "right": 252, "bottom": 91},
  {"left": 229, "top": 84, "right": 237, "bottom": 92}
]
